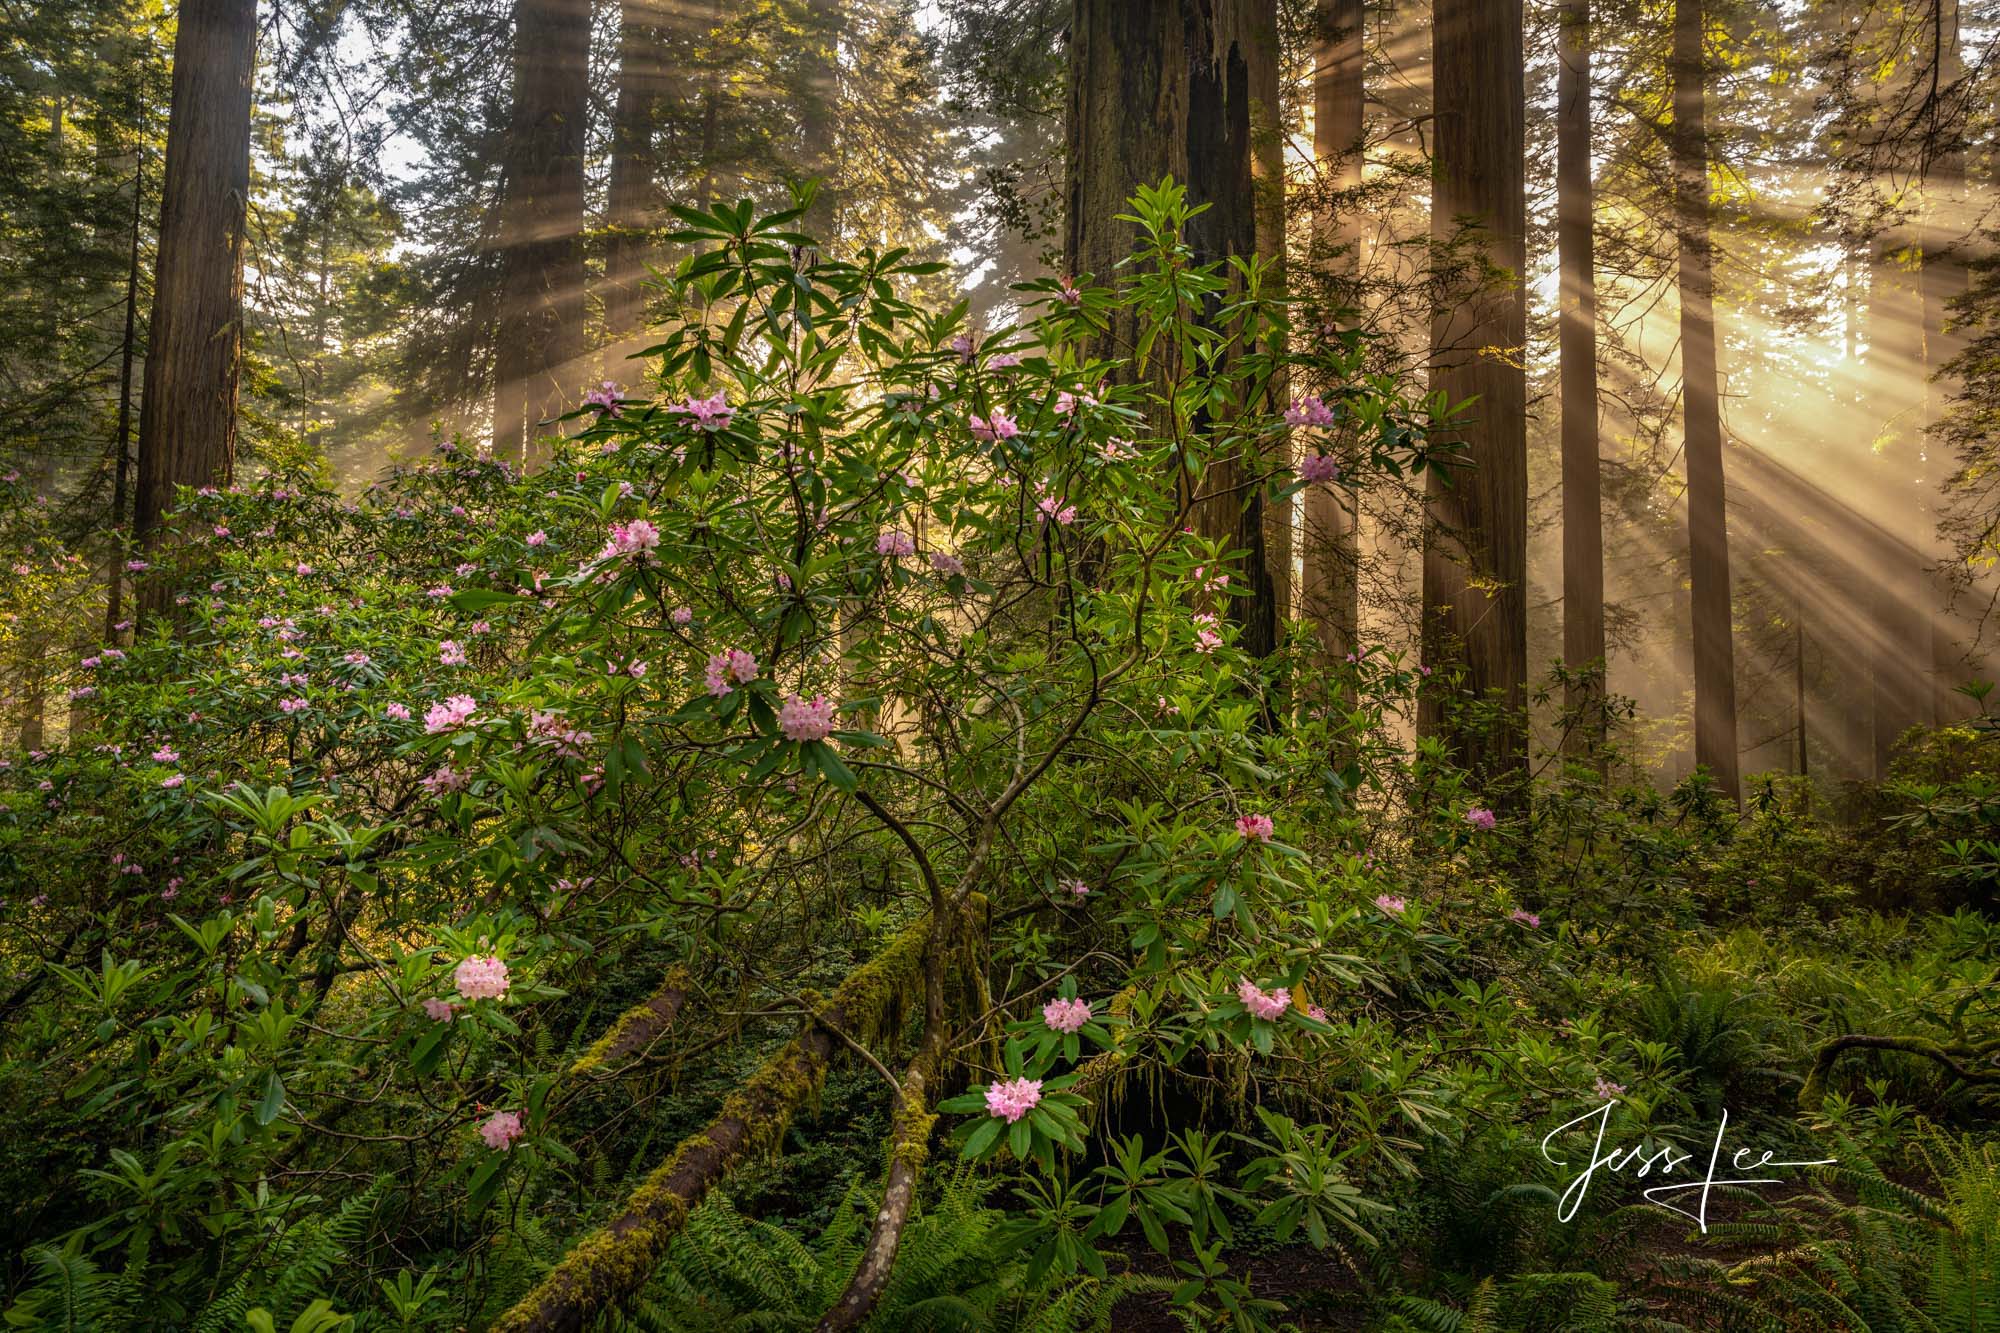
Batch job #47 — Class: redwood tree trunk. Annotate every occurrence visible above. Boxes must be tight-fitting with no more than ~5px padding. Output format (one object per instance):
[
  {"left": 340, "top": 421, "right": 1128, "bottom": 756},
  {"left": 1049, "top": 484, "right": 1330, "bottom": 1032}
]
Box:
[
  {"left": 1065, "top": 0, "right": 1285, "bottom": 659},
  {"left": 1673, "top": 0, "right": 1740, "bottom": 802},
  {"left": 1557, "top": 0, "right": 1606, "bottom": 763},
  {"left": 1302, "top": 0, "right": 1363, "bottom": 673},
  {"left": 603, "top": 0, "right": 675, "bottom": 354},
  {"left": 132, "top": 0, "right": 254, "bottom": 621},
  {"left": 1419, "top": 0, "right": 1529, "bottom": 790},
  {"left": 493, "top": 0, "right": 589, "bottom": 470}
]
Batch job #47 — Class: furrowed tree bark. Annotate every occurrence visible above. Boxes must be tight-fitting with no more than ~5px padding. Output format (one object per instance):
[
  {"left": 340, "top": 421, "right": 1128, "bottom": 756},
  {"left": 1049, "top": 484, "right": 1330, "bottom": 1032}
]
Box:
[
  {"left": 132, "top": 0, "right": 254, "bottom": 622},
  {"left": 1921, "top": 0, "right": 1970, "bottom": 728},
  {"left": 1419, "top": 0, "right": 1529, "bottom": 791},
  {"left": 1557, "top": 0, "right": 1606, "bottom": 766},
  {"left": 493, "top": 0, "right": 589, "bottom": 471},
  {"left": 1673, "top": 0, "right": 1740, "bottom": 803},
  {"left": 1065, "top": 0, "right": 1286, "bottom": 661},
  {"left": 1303, "top": 0, "right": 1363, "bottom": 675}
]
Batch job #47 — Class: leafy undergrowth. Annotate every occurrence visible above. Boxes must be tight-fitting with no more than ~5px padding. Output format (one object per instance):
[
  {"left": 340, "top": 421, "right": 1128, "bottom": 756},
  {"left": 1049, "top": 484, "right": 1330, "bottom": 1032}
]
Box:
[{"left": 2, "top": 190, "right": 1997, "bottom": 1331}]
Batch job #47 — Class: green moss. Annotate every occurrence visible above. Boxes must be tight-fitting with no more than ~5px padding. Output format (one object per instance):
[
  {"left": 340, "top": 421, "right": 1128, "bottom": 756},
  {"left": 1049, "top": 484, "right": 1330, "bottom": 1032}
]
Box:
[{"left": 568, "top": 966, "right": 690, "bottom": 1076}]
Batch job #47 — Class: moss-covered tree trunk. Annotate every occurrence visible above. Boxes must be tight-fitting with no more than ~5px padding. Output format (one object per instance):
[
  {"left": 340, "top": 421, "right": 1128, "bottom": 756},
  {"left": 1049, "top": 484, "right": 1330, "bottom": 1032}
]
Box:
[
  {"left": 1673, "top": 0, "right": 1740, "bottom": 803},
  {"left": 1418, "top": 0, "right": 1529, "bottom": 790},
  {"left": 1064, "top": 0, "right": 1286, "bottom": 659},
  {"left": 132, "top": 0, "right": 253, "bottom": 621},
  {"left": 492, "top": 0, "right": 589, "bottom": 471}
]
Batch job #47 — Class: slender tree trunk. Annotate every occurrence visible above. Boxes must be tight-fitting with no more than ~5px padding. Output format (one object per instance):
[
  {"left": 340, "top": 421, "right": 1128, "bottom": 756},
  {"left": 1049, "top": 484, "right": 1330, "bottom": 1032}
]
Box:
[
  {"left": 1922, "top": 0, "right": 1968, "bottom": 726},
  {"left": 1303, "top": 0, "right": 1363, "bottom": 674},
  {"left": 1557, "top": 0, "right": 1606, "bottom": 766},
  {"left": 492, "top": 0, "right": 589, "bottom": 470},
  {"left": 1419, "top": 0, "right": 1529, "bottom": 791},
  {"left": 107, "top": 147, "right": 145, "bottom": 641},
  {"left": 1065, "top": 0, "right": 1286, "bottom": 660},
  {"left": 1794, "top": 599, "right": 1808, "bottom": 778},
  {"left": 1673, "top": 0, "right": 1739, "bottom": 802},
  {"left": 604, "top": 0, "right": 670, "bottom": 353},
  {"left": 799, "top": 0, "right": 842, "bottom": 244},
  {"left": 132, "top": 0, "right": 255, "bottom": 622}
]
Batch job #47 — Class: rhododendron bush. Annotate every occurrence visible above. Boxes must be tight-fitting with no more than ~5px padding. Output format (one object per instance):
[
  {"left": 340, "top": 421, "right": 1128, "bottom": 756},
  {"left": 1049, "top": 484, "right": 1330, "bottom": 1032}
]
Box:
[{"left": 4, "top": 188, "right": 1994, "bottom": 1330}]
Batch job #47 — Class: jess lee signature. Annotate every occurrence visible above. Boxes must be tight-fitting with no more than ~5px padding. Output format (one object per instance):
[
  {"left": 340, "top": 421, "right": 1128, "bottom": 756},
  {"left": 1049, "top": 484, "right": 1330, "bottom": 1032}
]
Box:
[{"left": 1542, "top": 1102, "right": 1837, "bottom": 1232}]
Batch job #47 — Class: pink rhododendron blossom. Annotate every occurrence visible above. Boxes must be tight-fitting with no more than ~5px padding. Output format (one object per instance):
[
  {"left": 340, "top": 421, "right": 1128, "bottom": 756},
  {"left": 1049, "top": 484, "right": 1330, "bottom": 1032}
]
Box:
[
  {"left": 527, "top": 530, "right": 548, "bottom": 547},
  {"left": 876, "top": 530, "right": 916, "bottom": 557},
  {"left": 968, "top": 410, "right": 1019, "bottom": 442},
  {"left": 930, "top": 552, "right": 965, "bottom": 576},
  {"left": 480, "top": 1109, "right": 525, "bottom": 1149},
  {"left": 421, "top": 998, "right": 456, "bottom": 1022},
  {"left": 425, "top": 585, "right": 453, "bottom": 599},
  {"left": 671, "top": 605, "right": 693, "bottom": 625},
  {"left": 422, "top": 766, "right": 469, "bottom": 795},
  {"left": 1306, "top": 1004, "right": 1327, "bottom": 1022},
  {"left": 278, "top": 697, "right": 308, "bottom": 714},
  {"left": 984, "top": 1076, "right": 1043, "bottom": 1123},
  {"left": 668, "top": 392, "right": 733, "bottom": 430},
  {"left": 1593, "top": 1076, "right": 1626, "bottom": 1099},
  {"left": 1509, "top": 909, "right": 1541, "bottom": 927},
  {"left": 161, "top": 774, "right": 185, "bottom": 789},
  {"left": 1194, "top": 629, "right": 1223, "bottom": 654},
  {"left": 1465, "top": 806, "right": 1497, "bottom": 830},
  {"left": 1237, "top": 979, "right": 1291, "bottom": 1021},
  {"left": 603, "top": 519, "right": 660, "bottom": 562},
  {"left": 345, "top": 651, "right": 371, "bottom": 666},
  {"left": 989, "top": 351, "right": 1023, "bottom": 369},
  {"left": 1236, "top": 813, "right": 1275, "bottom": 842},
  {"left": 439, "top": 640, "right": 467, "bottom": 666},
  {"left": 126, "top": 559, "right": 148, "bottom": 572},
  {"left": 1297, "top": 454, "right": 1340, "bottom": 484},
  {"left": 151, "top": 746, "right": 178, "bottom": 763},
  {"left": 584, "top": 380, "right": 623, "bottom": 414},
  {"left": 1036, "top": 496, "right": 1078, "bottom": 526},
  {"left": 703, "top": 648, "right": 758, "bottom": 696},
  {"left": 1056, "top": 276, "right": 1082, "bottom": 307},
  {"left": 1042, "top": 997, "right": 1092, "bottom": 1033},
  {"left": 384, "top": 702, "right": 412, "bottom": 721},
  {"left": 778, "top": 693, "right": 837, "bottom": 743},
  {"left": 1284, "top": 394, "right": 1335, "bottom": 428},
  {"left": 454, "top": 955, "right": 510, "bottom": 1001},
  {"left": 424, "top": 695, "right": 478, "bottom": 733},
  {"left": 948, "top": 332, "right": 976, "bottom": 361},
  {"left": 1061, "top": 878, "right": 1090, "bottom": 899},
  {"left": 1375, "top": 894, "right": 1407, "bottom": 916}
]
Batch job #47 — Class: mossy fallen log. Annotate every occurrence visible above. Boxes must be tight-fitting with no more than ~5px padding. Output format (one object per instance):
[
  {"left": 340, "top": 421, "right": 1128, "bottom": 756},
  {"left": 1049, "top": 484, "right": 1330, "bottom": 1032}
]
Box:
[
  {"left": 569, "top": 967, "right": 691, "bottom": 1076},
  {"left": 492, "top": 913, "right": 937, "bottom": 1333}
]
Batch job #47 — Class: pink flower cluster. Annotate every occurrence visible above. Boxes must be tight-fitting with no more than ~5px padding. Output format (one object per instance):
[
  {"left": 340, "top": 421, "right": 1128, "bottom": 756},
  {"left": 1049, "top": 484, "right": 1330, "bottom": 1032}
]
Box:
[
  {"left": 422, "top": 766, "right": 469, "bottom": 795},
  {"left": 1298, "top": 454, "right": 1341, "bottom": 484},
  {"left": 984, "top": 1076, "right": 1043, "bottom": 1123},
  {"left": 930, "top": 552, "right": 965, "bottom": 576},
  {"left": 480, "top": 1109, "right": 525, "bottom": 1149},
  {"left": 439, "top": 640, "right": 467, "bottom": 666},
  {"left": 1036, "top": 495, "right": 1078, "bottom": 526},
  {"left": 668, "top": 392, "right": 733, "bottom": 431},
  {"left": 1237, "top": 979, "right": 1291, "bottom": 1021},
  {"left": 529, "top": 710, "right": 594, "bottom": 758},
  {"left": 425, "top": 695, "right": 478, "bottom": 733},
  {"left": 454, "top": 954, "right": 511, "bottom": 1002},
  {"left": 584, "top": 380, "right": 623, "bottom": 415},
  {"left": 1509, "top": 908, "right": 1541, "bottom": 927},
  {"left": 603, "top": 519, "right": 661, "bottom": 562},
  {"left": 1236, "top": 813, "right": 1274, "bottom": 842},
  {"left": 1375, "top": 894, "right": 1407, "bottom": 916},
  {"left": 1042, "top": 997, "right": 1092, "bottom": 1033},
  {"left": 1284, "top": 394, "right": 1335, "bottom": 428},
  {"left": 422, "top": 998, "right": 456, "bottom": 1022},
  {"left": 969, "top": 410, "right": 1018, "bottom": 443},
  {"left": 704, "top": 648, "right": 758, "bottom": 696},
  {"left": 278, "top": 697, "right": 308, "bottom": 714},
  {"left": 876, "top": 530, "right": 916, "bottom": 557},
  {"left": 778, "top": 693, "right": 836, "bottom": 743},
  {"left": 1465, "top": 806, "right": 1497, "bottom": 830}
]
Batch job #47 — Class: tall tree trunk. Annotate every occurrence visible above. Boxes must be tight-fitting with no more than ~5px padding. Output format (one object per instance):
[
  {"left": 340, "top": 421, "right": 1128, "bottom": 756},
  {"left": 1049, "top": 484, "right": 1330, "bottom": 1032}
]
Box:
[
  {"left": 1557, "top": 0, "right": 1606, "bottom": 765},
  {"left": 1673, "top": 0, "right": 1739, "bottom": 802},
  {"left": 107, "top": 146, "right": 145, "bottom": 641},
  {"left": 1302, "top": 0, "right": 1362, "bottom": 674},
  {"left": 132, "top": 0, "right": 255, "bottom": 622},
  {"left": 604, "top": 0, "right": 671, "bottom": 353},
  {"left": 1922, "top": 0, "right": 1969, "bottom": 727},
  {"left": 1065, "top": 0, "right": 1286, "bottom": 660},
  {"left": 492, "top": 0, "right": 589, "bottom": 470},
  {"left": 799, "top": 0, "right": 842, "bottom": 244},
  {"left": 1418, "top": 0, "right": 1529, "bottom": 791}
]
